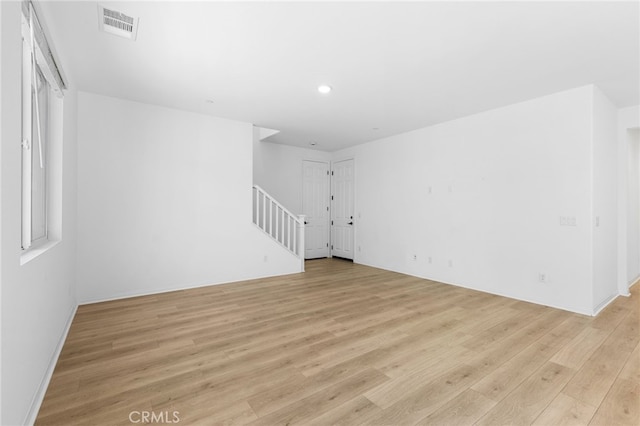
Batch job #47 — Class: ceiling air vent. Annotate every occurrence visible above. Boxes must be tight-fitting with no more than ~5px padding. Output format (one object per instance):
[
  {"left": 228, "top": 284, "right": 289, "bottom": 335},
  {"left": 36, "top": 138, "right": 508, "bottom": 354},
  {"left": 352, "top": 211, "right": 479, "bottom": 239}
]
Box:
[{"left": 98, "top": 5, "right": 139, "bottom": 40}]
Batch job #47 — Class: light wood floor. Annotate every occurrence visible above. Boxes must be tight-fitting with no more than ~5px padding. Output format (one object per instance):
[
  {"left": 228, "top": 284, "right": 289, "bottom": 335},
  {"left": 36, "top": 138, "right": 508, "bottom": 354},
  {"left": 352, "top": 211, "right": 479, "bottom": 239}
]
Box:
[{"left": 37, "top": 259, "right": 639, "bottom": 425}]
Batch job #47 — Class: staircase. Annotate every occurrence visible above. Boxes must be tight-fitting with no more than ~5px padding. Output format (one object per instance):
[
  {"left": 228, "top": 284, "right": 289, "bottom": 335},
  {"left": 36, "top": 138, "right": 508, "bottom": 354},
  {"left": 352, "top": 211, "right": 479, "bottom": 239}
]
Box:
[{"left": 252, "top": 185, "right": 305, "bottom": 272}]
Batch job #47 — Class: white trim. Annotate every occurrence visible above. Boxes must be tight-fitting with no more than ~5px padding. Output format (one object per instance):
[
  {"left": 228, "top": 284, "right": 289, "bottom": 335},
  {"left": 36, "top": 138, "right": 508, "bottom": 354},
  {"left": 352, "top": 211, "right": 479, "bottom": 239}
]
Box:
[
  {"left": 79, "top": 270, "right": 302, "bottom": 306},
  {"left": 354, "top": 259, "right": 595, "bottom": 316},
  {"left": 20, "top": 239, "right": 59, "bottom": 265},
  {"left": 592, "top": 293, "right": 618, "bottom": 316},
  {"left": 21, "top": 33, "right": 32, "bottom": 249},
  {"left": 618, "top": 275, "right": 640, "bottom": 297},
  {"left": 253, "top": 185, "right": 302, "bottom": 225},
  {"left": 24, "top": 303, "right": 77, "bottom": 426}
]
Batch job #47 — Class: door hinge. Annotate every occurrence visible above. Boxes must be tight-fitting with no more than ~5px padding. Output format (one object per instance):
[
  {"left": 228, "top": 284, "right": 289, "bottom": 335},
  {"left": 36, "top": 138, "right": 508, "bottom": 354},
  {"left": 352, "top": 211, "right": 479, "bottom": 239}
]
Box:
[
  {"left": 331, "top": 195, "right": 334, "bottom": 200},
  {"left": 326, "top": 170, "right": 329, "bottom": 175},
  {"left": 332, "top": 171, "right": 334, "bottom": 175},
  {"left": 326, "top": 206, "right": 329, "bottom": 211},
  {"left": 326, "top": 243, "right": 328, "bottom": 247},
  {"left": 331, "top": 245, "right": 334, "bottom": 250},
  {"left": 331, "top": 220, "right": 334, "bottom": 225}
]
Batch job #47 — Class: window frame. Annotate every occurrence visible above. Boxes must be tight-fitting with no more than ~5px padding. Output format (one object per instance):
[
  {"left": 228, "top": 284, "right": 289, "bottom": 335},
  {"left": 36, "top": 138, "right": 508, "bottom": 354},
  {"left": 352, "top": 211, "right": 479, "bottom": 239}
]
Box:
[
  {"left": 20, "top": 1, "right": 66, "bottom": 255},
  {"left": 21, "top": 33, "right": 50, "bottom": 250}
]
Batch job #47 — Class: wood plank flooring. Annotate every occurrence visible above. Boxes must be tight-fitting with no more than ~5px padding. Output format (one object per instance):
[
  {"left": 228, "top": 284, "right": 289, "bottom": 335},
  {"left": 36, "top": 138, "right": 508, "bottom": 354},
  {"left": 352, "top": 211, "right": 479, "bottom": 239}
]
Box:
[{"left": 36, "top": 259, "right": 639, "bottom": 425}]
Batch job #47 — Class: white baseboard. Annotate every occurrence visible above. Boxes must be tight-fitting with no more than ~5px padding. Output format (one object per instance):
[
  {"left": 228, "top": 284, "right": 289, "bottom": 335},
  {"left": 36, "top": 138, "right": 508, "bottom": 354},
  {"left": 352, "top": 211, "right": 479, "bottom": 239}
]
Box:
[
  {"left": 353, "top": 260, "right": 593, "bottom": 316},
  {"left": 79, "top": 269, "right": 301, "bottom": 306},
  {"left": 592, "top": 293, "right": 618, "bottom": 317},
  {"left": 620, "top": 275, "right": 640, "bottom": 297},
  {"left": 24, "top": 303, "right": 78, "bottom": 426}
]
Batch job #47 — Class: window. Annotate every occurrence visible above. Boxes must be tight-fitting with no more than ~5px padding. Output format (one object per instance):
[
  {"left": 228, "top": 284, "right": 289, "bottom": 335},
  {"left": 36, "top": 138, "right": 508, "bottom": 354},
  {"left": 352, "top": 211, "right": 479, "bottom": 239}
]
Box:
[{"left": 21, "top": 1, "right": 66, "bottom": 251}]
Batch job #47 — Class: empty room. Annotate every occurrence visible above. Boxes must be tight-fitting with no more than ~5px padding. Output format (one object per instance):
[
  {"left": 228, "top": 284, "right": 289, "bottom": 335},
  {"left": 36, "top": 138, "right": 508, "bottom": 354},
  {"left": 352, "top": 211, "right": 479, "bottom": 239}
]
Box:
[{"left": 1, "top": 0, "right": 639, "bottom": 425}]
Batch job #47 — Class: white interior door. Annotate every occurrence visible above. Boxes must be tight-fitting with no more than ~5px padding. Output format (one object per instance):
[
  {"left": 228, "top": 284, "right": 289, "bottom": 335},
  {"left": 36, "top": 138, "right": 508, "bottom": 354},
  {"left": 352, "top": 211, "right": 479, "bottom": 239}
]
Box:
[
  {"left": 303, "top": 160, "right": 330, "bottom": 259},
  {"left": 331, "top": 159, "right": 354, "bottom": 260}
]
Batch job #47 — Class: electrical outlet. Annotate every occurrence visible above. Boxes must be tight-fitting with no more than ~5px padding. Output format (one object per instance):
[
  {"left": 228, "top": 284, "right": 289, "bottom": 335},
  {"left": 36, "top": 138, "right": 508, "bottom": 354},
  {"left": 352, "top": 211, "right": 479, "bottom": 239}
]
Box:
[
  {"left": 538, "top": 273, "right": 549, "bottom": 283},
  {"left": 412, "top": 254, "right": 417, "bottom": 261},
  {"left": 428, "top": 256, "right": 432, "bottom": 264}
]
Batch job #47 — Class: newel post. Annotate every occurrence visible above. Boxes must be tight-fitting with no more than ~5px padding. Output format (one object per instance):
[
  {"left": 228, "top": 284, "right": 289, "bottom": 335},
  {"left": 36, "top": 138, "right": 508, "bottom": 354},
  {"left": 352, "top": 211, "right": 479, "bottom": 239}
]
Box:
[{"left": 297, "top": 215, "right": 306, "bottom": 272}]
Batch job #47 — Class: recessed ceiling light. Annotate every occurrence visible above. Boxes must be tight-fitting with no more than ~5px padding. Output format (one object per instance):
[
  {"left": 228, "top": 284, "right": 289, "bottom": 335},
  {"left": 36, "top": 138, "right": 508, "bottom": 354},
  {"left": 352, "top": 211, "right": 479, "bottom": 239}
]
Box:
[
  {"left": 372, "top": 127, "right": 379, "bottom": 131},
  {"left": 205, "top": 99, "right": 215, "bottom": 104},
  {"left": 317, "top": 85, "right": 332, "bottom": 94},
  {"left": 309, "top": 141, "right": 317, "bottom": 146}
]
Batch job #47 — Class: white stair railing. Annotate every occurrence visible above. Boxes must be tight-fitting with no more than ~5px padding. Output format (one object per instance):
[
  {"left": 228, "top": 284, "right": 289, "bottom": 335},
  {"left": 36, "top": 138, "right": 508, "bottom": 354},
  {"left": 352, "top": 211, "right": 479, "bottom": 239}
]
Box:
[{"left": 253, "top": 185, "right": 305, "bottom": 272}]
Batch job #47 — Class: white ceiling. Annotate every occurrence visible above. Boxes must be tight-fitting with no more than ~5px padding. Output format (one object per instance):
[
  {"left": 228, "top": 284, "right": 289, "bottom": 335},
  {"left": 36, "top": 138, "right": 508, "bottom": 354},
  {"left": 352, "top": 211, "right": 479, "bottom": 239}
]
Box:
[{"left": 40, "top": 1, "right": 639, "bottom": 152}]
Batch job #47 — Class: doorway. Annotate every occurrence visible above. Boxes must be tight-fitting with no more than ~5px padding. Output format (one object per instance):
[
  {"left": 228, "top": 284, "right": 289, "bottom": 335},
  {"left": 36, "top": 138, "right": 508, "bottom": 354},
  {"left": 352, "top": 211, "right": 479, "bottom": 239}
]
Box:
[
  {"left": 302, "top": 160, "right": 330, "bottom": 259},
  {"left": 331, "top": 159, "right": 355, "bottom": 260}
]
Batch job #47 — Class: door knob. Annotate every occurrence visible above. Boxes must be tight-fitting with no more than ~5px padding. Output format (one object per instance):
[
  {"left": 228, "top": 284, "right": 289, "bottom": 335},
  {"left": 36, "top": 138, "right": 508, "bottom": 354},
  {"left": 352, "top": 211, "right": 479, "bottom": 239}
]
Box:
[{"left": 348, "top": 222, "right": 353, "bottom": 225}]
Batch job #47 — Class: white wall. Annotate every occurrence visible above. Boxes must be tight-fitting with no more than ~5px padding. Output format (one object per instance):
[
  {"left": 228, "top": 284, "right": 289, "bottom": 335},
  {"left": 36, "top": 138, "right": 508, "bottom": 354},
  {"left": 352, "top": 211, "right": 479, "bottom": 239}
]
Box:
[
  {"left": 591, "top": 87, "right": 619, "bottom": 310},
  {"left": 77, "top": 93, "right": 300, "bottom": 303},
  {"left": 617, "top": 105, "right": 640, "bottom": 294},
  {"left": 334, "top": 86, "right": 596, "bottom": 314},
  {"left": 628, "top": 129, "right": 640, "bottom": 284},
  {"left": 253, "top": 135, "right": 331, "bottom": 214},
  {"left": 1, "top": 2, "right": 79, "bottom": 425},
  {"left": 1, "top": 1, "right": 4, "bottom": 421}
]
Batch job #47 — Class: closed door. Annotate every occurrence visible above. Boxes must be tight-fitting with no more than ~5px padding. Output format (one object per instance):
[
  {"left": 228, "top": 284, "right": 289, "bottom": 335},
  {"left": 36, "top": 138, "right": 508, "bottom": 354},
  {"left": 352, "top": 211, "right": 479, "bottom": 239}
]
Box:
[
  {"left": 331, "top": 159, "right": 354, "bottom": 260},
  {"left": 303, "top": 160, "right": 330, "bottom": 259}
]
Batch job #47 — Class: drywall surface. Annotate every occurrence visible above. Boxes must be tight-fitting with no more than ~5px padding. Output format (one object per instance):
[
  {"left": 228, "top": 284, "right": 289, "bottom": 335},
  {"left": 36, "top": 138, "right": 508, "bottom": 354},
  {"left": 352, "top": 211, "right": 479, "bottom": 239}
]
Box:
[
  {"left": 618, "top": 105, "right": 640, "bottom": 294},
  {"left": 76, "top": 92, "right": 300, "bottom": 303},
  {"left": 0, "top": 3, "right": 4, "bottom": 423},
  {"left": 334, "top": 86, "right": 595, "bottom": 314},
  {"left": 253, "top": 135, "right": 331, "bottom": 214},
  {"left": 591, "top": 87, "right": 619, "bottom": 310},
  {"left": 628, "top": 129, "right": 640, "bottom": 284},
  {"left": 1, "top": 2, "right": 78, "bottom": 424}
]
